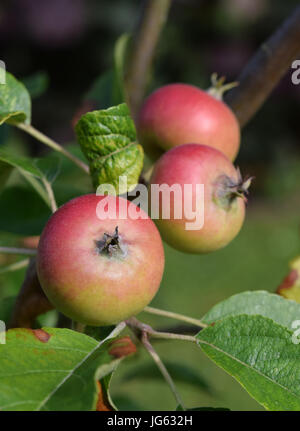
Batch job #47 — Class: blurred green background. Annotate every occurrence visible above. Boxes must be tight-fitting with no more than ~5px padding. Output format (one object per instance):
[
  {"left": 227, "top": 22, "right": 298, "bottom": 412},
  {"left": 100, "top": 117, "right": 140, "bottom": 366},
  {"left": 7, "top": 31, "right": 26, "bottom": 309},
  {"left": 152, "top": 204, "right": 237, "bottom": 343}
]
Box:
[{"left": 1, "top": 0, "right": 300, "bottom": 411}]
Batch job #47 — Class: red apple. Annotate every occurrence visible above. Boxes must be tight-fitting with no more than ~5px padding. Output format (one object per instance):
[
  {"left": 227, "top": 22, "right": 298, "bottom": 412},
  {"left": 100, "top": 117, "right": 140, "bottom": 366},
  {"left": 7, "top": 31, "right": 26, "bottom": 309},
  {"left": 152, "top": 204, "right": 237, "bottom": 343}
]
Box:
[
  {"left": 36, "top": 194, "right": 164, "bottom": 326},
  {"left": 137, "top": 83, "right": 240, "bottom": 161},
  {"left": 149, "top": 144, "right": 250, "bottom": 254}
]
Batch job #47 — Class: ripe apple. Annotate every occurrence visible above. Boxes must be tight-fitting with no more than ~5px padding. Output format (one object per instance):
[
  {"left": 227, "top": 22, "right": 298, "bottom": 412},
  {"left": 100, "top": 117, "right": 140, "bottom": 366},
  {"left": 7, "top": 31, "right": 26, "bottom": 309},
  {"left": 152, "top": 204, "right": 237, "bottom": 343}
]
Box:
[
  {"left": 149, "top": 144, "right": 250, "bottom": 254},
  {"left": 137, "top": 82, "right": 240, "bottom": 161},
  {"left": 36, "top": 194, "right": 164, "bottom": 326}
]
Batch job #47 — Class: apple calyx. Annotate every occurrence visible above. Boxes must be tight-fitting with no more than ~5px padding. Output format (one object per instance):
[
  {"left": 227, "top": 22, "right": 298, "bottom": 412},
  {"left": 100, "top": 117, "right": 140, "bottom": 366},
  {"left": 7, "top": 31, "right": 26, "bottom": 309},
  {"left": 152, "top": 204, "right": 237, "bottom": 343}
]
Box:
[
  {"left": 95, "top": 226, "right": 125, "bottom": 257},
  {"left": 214, "top": 169, "right": 253, "bottom": 210},
  {"left": 207, "top": 73, "right": 239, "bottom": 101}
]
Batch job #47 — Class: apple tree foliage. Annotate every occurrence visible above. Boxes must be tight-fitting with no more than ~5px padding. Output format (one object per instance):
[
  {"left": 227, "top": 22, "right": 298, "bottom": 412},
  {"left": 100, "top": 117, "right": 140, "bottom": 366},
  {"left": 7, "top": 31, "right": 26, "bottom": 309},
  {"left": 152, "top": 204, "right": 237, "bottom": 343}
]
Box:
[{"left": 0, "top": 35, "right": 300, "bottom": 411}]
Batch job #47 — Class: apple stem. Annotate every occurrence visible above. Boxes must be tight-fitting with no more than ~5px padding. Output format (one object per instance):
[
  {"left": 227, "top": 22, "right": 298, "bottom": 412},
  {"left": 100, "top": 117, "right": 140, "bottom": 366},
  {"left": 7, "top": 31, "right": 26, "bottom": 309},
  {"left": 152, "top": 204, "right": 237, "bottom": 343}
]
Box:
[
  {"left": 143, "top": 306, "right": 207, "bottom": 328},
  {"left": 95, "top": 226, "right": 124, "bottom": 257},
  {"left": 207, "top": 73, "right": 239, "bottom": 101}
]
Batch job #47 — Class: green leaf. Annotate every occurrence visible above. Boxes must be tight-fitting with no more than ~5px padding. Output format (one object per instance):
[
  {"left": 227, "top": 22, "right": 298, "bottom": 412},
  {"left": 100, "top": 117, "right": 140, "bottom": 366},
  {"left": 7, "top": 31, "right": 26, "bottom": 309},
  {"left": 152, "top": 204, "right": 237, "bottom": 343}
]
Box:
[
  {"left": 21, "top": 71, "right": 49, "bottom": 99},
  {"left": 86, "top": 34, "right": 130, "bottom": 109},
  {"left": 0, "top": 186, "right": 51, "bottom": 235},
  {"left": 0, "top": 149, "right": 61, "bottom": 208},
  {"left": 0, "top": 161, "right": 13, "bottom": 191},
  {"left": 123, "top": 361, "right": 211, "bottom": 393},
  {"left": 113, "top": 33, "right": 131, "bottom": 104},
  {"left": 0, "top": 71, "right": 31, "bottom": 125},
  {"left": 99, "top": 373, "right": 118, "bottom": 411},
  {"left": 75, "top": 103, "right": 143, "bottom": 193},
  {"left": 197, "top": 314, "right": 300, "bottom": 411},
  {"left": 0, "top": 296, "right": 16, "bottom": 324},
  {"left": 202, "top": 290, "right": 300, "bottom": 330},
  {"left": 0, "top": 324, "right": 126, "bottom": 411}
]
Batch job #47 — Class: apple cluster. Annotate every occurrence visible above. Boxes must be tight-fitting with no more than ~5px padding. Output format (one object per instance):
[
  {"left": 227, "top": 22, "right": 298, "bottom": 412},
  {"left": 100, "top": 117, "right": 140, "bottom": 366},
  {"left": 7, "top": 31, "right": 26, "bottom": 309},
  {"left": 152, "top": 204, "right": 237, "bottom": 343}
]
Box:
[{"left": 37, "top": 79, "right": 251, "bottom": 326}]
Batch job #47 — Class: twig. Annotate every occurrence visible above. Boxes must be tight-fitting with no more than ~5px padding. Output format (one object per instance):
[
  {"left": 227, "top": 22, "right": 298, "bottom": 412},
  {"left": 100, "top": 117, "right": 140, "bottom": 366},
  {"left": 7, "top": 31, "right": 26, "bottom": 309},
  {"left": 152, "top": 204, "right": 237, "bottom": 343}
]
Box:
[
  {"left": 0, "top": 246, "right": 37, "bottom": 256},
  {"left": 125, "top": 0, "right": 172, "bottom": 118},
  {"left": 225, "top": 5, "right": 300, "bottom": 127},
  {"left": 0, "top": 258, "right": 30, "bottom": 275},
  {"left": 16, "top": 123, "right": 90, "bottom": 174},
  {"left": 126, "top": 317, "right": 196, "bottom": 343},
  {"left": 141, "top": 331, "right": 185, "bottom": 410},
  {"left": 41, "top": 178, "right": 58, "bottom": 213},
  {"left": 143, "top": 305, "right": 207, "bottom": 328}
]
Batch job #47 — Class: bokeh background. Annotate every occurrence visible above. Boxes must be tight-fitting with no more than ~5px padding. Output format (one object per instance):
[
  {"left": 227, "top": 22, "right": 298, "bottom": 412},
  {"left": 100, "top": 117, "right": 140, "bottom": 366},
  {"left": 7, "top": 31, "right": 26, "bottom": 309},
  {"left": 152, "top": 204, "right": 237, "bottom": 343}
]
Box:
[{"left": 1, "top": 0, "right": 300, "bottom": 411}]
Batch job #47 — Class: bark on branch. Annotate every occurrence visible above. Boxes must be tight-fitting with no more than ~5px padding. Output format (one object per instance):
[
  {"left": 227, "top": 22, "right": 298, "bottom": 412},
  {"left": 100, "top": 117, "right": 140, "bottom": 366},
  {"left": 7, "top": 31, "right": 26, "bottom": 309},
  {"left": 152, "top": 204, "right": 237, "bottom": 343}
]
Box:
[
  {"left": 225, "top": 5, "right": 300, "bottom": 127},
  {"left": 125, "top": 0, "right": 172, "bottom": 119},
  {"left": 9, "top": 258, "right": 54, "bottom": 329}
]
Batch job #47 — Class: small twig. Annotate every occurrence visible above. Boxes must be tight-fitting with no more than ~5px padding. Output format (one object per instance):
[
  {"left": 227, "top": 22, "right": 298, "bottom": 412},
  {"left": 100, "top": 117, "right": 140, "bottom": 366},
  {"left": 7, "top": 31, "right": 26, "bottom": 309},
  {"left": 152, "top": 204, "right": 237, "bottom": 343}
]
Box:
[
  {"left": 125, "top": 0, "right": 172, "bottom": 118},
  {"left": 143, "top": 306, "right": 207, "bottom": 329},
  {"left": 41, "top": 178, "right": 58, "bottom": 213},
  {"left": 16, "top": 123, "right": 90, "bottom": 174},
  {"left": 225, "top": 5, "right": 300, "bottom": 127},
  {"left": 141, "top": 331, "right": 185, "bottom": 410},
  {"left": 0, "top": 258, "right": 30, "bottom": 275},
  {"left": 126, "top": 317, "right": 196, "bottom": 343},
  {"left": 0, "top": 247, "right": 37, "bottom": 256}
]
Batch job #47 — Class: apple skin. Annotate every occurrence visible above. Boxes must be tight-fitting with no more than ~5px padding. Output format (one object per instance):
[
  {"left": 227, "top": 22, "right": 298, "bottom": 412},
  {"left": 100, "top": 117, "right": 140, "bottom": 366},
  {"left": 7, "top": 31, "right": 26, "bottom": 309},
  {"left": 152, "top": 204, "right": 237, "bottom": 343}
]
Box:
[
  {"left": 137, "top": 83, "right": 240, "bottom": 161},
  {"left": 149, "top": 144, "right": 246, "bottom": 254},
  {"left": 36, "top": 194, "right": 164, "bottom": 326}
]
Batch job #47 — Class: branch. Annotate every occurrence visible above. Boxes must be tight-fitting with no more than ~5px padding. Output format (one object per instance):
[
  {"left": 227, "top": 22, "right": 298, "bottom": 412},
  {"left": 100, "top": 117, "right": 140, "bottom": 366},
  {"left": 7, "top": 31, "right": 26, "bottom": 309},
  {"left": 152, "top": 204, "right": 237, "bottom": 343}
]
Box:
[
  {"left": 126, "top": 317, "right": 196, "bottom": 343},
  {"left": 126, "top": 317, "right": 186, "bottom": 409},
  {"left": 9, "top": 258, "right": 54, "bottom": 328},
  {"left": 125, "top": 0, "right": 172, "bottom": 119},
  {"left": 225, "top": 5, "right": 300, "bottom": 127},
  {"left": 141, "top": 331, "right": 185, "bottom": 410}
]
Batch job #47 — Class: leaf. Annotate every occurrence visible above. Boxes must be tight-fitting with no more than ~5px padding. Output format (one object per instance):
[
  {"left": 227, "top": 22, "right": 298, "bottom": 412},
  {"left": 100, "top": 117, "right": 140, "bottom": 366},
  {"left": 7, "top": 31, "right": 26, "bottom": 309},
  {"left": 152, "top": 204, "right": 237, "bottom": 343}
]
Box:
[
  {"left": 113, "top": 33, "right": 130, "bottom": 104},
  {"left": 86, "top": 34, "right": 131, "bottom": 110},
  {"left": 21, "top": 71, "right": 49, "bottom": 99},
  {"left": 75, "top": 103, "right": 144, "bottom": 193},
  {"left": 0, "top": 186, "right": 51, "bottom": 235},
  {"left": 0, "top": 71, "right": 31, "bottom": 125},
  {"left": 0, "top": 149, "right": 61, "bottom": 208},
  {"left": 0, "top": 296, "right": 16, "bottom": 324},
  {"left": 0, "top": 161, "right": 13, "bottom": 191},
  {"left": 202, "top": 290, "right": 300, "bottom": 331},
  {"left": 0, "top": 324, "right": 126, "bottom": 411},
  {"left": 122, "top": 361, "right": 211, "bottom": 393},
  {"left": 197, "top": 314, "right": 300, "bottom": 411},
  {"left": 277, "top": 256, "right": 300, "bottom": 303},
  {"left": 96, "top": 373, "right": 117, "bottom": 411}
]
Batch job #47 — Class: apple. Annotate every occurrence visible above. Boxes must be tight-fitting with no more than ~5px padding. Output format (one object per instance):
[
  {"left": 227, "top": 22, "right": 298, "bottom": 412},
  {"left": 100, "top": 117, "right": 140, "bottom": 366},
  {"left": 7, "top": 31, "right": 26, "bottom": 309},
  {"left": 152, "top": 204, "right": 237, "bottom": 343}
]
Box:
[
  {"left": 36, "top": 194, "right": 165, "bottom": 326},
  {"left": 137, "top": 82, "right": 240, "bottom": 161},
  {"left": 149, "top": 144, "right": 250, "bottom": 254}
]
